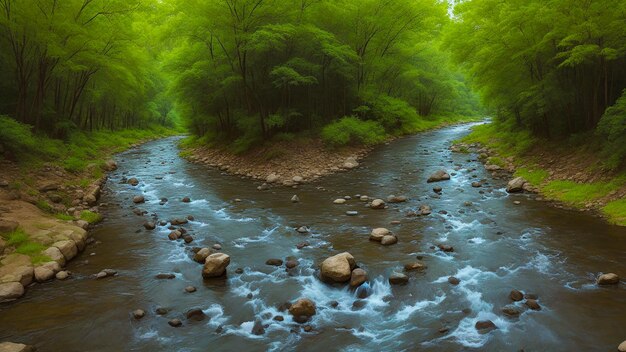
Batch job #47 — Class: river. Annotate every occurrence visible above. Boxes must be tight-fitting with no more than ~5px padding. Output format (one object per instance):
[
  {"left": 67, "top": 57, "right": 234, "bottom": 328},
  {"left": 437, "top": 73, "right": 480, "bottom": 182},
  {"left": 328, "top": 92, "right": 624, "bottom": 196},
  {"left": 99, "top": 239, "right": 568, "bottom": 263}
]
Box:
[{"left": 1, "top": 123, "right": 624, "bottom": 351}]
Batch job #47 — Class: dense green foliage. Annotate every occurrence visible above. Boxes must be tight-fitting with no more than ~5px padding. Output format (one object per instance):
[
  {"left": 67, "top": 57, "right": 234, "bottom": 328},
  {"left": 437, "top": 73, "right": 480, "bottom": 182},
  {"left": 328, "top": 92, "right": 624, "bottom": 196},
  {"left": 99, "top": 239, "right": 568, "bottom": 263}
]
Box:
[
  {"left": 0, "top": 0, "right": 176, "bottom": 136},
  {"left": 445, "top": 0, "right": 626, "bottom": 143},
  {"left": 163, "top": 0, "right": 480, "bottom": 147},
  {"left": 0, "top": 114, "right": 175, "bottom": 173}
]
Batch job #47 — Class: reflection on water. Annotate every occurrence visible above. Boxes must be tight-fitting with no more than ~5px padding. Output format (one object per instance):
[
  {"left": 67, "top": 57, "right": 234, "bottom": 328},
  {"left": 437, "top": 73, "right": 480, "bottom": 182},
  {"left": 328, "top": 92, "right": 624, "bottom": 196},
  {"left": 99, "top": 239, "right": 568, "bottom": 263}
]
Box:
[{"left": 1, "top": 123, "right": 625, "bottom": 351}]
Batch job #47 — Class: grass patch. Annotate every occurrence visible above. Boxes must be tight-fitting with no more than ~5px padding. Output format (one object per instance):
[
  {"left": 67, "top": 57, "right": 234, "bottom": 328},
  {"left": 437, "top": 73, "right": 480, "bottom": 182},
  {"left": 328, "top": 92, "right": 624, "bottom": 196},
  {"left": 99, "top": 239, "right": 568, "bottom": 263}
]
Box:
[
  {"left": 55, "top": 213, "right": 74, "bottom": 221},
  {"left": 80, "top": 210, "right": 102, "bottom": 224},
  {"left": 3, "top": 229, "right": 29, "bottom": 246},
  {"left": 36, "top": 200, "right": 54, "bottom": 213},
  {"left": 15, "top": 242, "right": 46, "bottom": 256},
  {"left": 1, "top": 229, "right": 50, "bottom": 263},
  {"left": 602, "top": 199, "right": 626, "bottom": 225},
  {"left": 458, "top": 121, "right": 536, "bottom": 157},
  {"left": 30, "top": 254, "right": 52, "bottom": 265},
  {"left": 514, "top": 167, "right": 549, "bottom": 185},
  {"left": 487, "top": 156, "right": 506, "bottom": 167},
  {"left": 543, "top": 180, "right": 620, "bottom": 207}
]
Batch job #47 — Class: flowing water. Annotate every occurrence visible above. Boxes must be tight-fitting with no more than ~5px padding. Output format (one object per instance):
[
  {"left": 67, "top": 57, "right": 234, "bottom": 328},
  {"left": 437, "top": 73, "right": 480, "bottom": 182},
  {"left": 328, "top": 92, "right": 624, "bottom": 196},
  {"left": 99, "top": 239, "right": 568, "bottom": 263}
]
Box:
[{"left": 1, "top": 123, "right": 625, "bottom": 351}]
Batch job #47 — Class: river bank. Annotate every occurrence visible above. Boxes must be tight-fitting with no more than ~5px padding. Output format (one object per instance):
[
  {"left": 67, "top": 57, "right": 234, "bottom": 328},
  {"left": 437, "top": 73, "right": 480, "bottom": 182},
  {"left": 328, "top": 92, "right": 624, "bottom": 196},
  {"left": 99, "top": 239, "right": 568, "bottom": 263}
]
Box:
[
  {"left": 0, "top": 129, "right": 178, "bottom": 303},
  {"left": 182, "top": 118, "right": 481, "bottom": 188},
  {"left": 455, "top": 122, "right": 626, "bottom": 226}
]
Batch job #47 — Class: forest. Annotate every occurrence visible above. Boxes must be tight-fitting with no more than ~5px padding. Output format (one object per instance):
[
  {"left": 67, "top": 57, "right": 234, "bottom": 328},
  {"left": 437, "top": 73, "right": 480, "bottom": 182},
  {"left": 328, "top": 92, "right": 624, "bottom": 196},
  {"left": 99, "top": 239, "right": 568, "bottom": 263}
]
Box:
[{"left": 0, "top": 0, "right": 625, "bottom": 164}]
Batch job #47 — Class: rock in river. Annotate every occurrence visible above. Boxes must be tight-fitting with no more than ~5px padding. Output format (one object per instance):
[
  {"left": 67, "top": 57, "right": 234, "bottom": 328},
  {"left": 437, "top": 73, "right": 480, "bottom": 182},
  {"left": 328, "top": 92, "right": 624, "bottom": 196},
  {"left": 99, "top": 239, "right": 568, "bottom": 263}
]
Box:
[
  {"left": 619, "top": 340, "right": 626, "bottom": 352},
  {"left": 404, "top": 261, "right": 427, "bottom": 271},
  {"left": 525, "top": 299, "right": 541, "bottom": 310},
  {"left": 509, "top": 289, "right": 524, "bottom": 301},
  {"left": 597, "top": 273, "right": 620, "bottom": 285},
  {"left": 0, "top": 342, "right": 35, "bottom": 352},
  {"left": 350, "top": 268, "right": 367, "bottom": 287},
  {"left": 370, "top": 228, "right": 390, "bottom": 242},
  {"left": 370, "top": 199, "right": 386, "bottom": 209},
  {"left": 266, "top": 258, "right": 283, "bottom": 266},
  {"left": 506, "top": 177, "right": 527, "bottom": 193},
  {"left": 320, "top": 252, "right": 356, "bottom": 283},
  {"left": 132, "top": 195, "right": 145, "bottom": 204},
  {"left": 333, "top": 198, "right": 346, "bottom": 204},
  {"left": 202, "top": 253, "right": 230, "bottom": 278},
  {"left": 427, "top": 170, "right": 450, "bottom": 183},
  {"left": 475, "top": 320, "right": 497, "bottom": 334},
  {"left": 133, "top": 309, "right": 146, "bottom": 319},
  {"left": 381, "top": 235, "right": 398, "bottom": 245},
  {"left": 389, "top": 272, "right": 408, "bottom": 285},
  {"left": 289, "top": 298, "right": 316, "bottom": 317}
]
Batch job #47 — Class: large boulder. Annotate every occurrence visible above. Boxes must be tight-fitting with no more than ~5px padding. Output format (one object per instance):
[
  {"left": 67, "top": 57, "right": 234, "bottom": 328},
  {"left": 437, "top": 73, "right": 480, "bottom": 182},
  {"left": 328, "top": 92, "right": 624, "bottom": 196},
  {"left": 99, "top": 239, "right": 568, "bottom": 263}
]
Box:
[
  {"left": 193, "top": 248, "right": 212, "bottom": 263},
  {"left": 427, "top": 170, "right": 450, "bottom": 183},
  {"left": 34, "top": 266, "right": 55, "bottom": 282},
  {"left": 202, "top": 253, "right": 230, "bottom": 278},
  {"left": 506, "top": 177, "right": 527, "bottom": 193},
  {"left": 0, "top": 282, "right": 24, "bottom": 302},
  {"left": 289, "top": 298, "right": 316, "bottom": 317},
  {"left": 0, "top": 342, "right": 35, "bottom": 352},
  {"left": 597, "top": 273, "right": 620, "bottom": 285},
  {"left": 370, "top": 228, "right": 390, "bottom": 242},
  {"left": 320, "top": 252, "right": 356, "bottom": 283},
  {"left": 52, "top": 240, "right": 78, "bottom": 261},
  {"left": 42, "top": 247, "right": 65, "bottom": 266}
]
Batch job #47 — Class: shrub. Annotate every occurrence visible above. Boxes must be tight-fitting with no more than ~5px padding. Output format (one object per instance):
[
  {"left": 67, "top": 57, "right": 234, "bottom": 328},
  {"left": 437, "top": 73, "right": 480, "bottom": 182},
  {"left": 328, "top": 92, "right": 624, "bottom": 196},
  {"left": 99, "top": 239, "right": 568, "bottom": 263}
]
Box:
[
  {"left": 596, "top": 89, "right": 626, "bottom": 170},
  {"left": 321, "top": 116, "right": 387, "bottom": 147}
]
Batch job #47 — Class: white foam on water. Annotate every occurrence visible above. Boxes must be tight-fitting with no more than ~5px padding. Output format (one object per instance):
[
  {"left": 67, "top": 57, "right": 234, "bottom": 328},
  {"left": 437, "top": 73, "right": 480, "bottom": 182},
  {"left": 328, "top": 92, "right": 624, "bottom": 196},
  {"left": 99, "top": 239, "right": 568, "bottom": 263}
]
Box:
[
  {"left": 204, "top": 304, "right": 228, "bottom": 328},
  {"left": 189, "top": 199, "right": 209, "bottom": 206},
  {"left": 233, "top": 226, "right": 279, "bottom": 246},
  {"left": 448, "top": 218, "right": 483, "bottom": 232},
  {"left": 173, "top": 182, "right": 194, "bottom": 188},
  {"left": 447, "top": 312, "right": 510, "bottom": 348},
  {"left": 166, "top": 248, "right": 191, "bottom": 263},
  {"left": 393, "top": 293, "right": 446, "bottom": 320},
  {"left": 214, "top": 208, "right": 255, "bottom": 222},
  {"left": 468, "top": 237, "right": 486, "bottom": 244}
]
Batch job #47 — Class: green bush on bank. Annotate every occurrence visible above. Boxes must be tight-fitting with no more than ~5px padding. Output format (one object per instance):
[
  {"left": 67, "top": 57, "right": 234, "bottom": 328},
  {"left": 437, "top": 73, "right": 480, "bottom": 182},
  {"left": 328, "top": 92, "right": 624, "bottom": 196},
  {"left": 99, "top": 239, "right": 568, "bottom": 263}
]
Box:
[
  {"left": 321, "top": 116, "right": 387, "bottom": 147},
  {"left": 0, "top": 115, "right": 179, "bottom": 174}
]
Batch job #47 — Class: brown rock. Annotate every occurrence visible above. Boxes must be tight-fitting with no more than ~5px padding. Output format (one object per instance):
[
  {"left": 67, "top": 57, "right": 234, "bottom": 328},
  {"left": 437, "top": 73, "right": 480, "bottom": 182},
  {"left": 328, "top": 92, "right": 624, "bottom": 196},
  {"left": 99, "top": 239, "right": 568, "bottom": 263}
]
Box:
[
  {"left": 289, "top": 298, "right": 316, "bottom": 317},
  {"left": 202, "top": 253, "right": 230, "bottom": 278},
  {"left": 597, "top": 273, "right": 620, "bottom": 285},
  {"left": 475, "top": 320, "right": 497, "bottom": 333},
  {"left": 509, "top": 289, "right": 524, "bottom": 301},
  {"left": 525, "top": 299, "right": 541, "bottom": 310},
  {"left": 320, "top": 252, "right": 356, "bottom": 283},
  {"left": 350, "top": 268, "right": 367, "bottom": 287},
  {"left": 369, "top": 228, "right": 390, "bottom": 242}
]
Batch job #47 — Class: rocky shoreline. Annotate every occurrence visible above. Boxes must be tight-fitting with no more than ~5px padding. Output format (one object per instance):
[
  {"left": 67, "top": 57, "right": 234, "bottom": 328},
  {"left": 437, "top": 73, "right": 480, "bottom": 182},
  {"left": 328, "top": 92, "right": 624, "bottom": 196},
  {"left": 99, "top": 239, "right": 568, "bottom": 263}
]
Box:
[
  {"left": 451, "top": 141, "right": 622, "bottom": 222},
  {"left": 0, "top": 161, "right": 116, "bottom": 303},
  {"left": 0, "top": 141, "right": 154, "bottom": 305},
  {"left": 184, "top": 138, "right": 372, "bottom": 188}
]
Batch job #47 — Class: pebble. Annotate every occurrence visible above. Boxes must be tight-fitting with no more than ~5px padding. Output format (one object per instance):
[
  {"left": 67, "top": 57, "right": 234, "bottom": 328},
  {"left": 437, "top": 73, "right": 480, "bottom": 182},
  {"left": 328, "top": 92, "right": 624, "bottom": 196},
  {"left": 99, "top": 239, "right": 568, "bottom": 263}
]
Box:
[
  {"left": 168, "top": 319, "right": 182, "bottom": 327},
  {"left": 132, "top": 309, "right": 146, "bottom": 319},
  {"left": 346, "top": 211, "right": 358, "bottom": 216},
  {"left": 185, "top": 286, "right": 197, "bottom": 293}
]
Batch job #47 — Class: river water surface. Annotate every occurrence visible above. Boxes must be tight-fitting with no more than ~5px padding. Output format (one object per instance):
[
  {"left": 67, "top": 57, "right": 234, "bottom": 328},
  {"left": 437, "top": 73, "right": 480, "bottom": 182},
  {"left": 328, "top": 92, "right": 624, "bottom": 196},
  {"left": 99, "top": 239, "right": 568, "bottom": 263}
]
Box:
[{"left": 1, "top": 123, "right": 625, "bottom": 351}]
